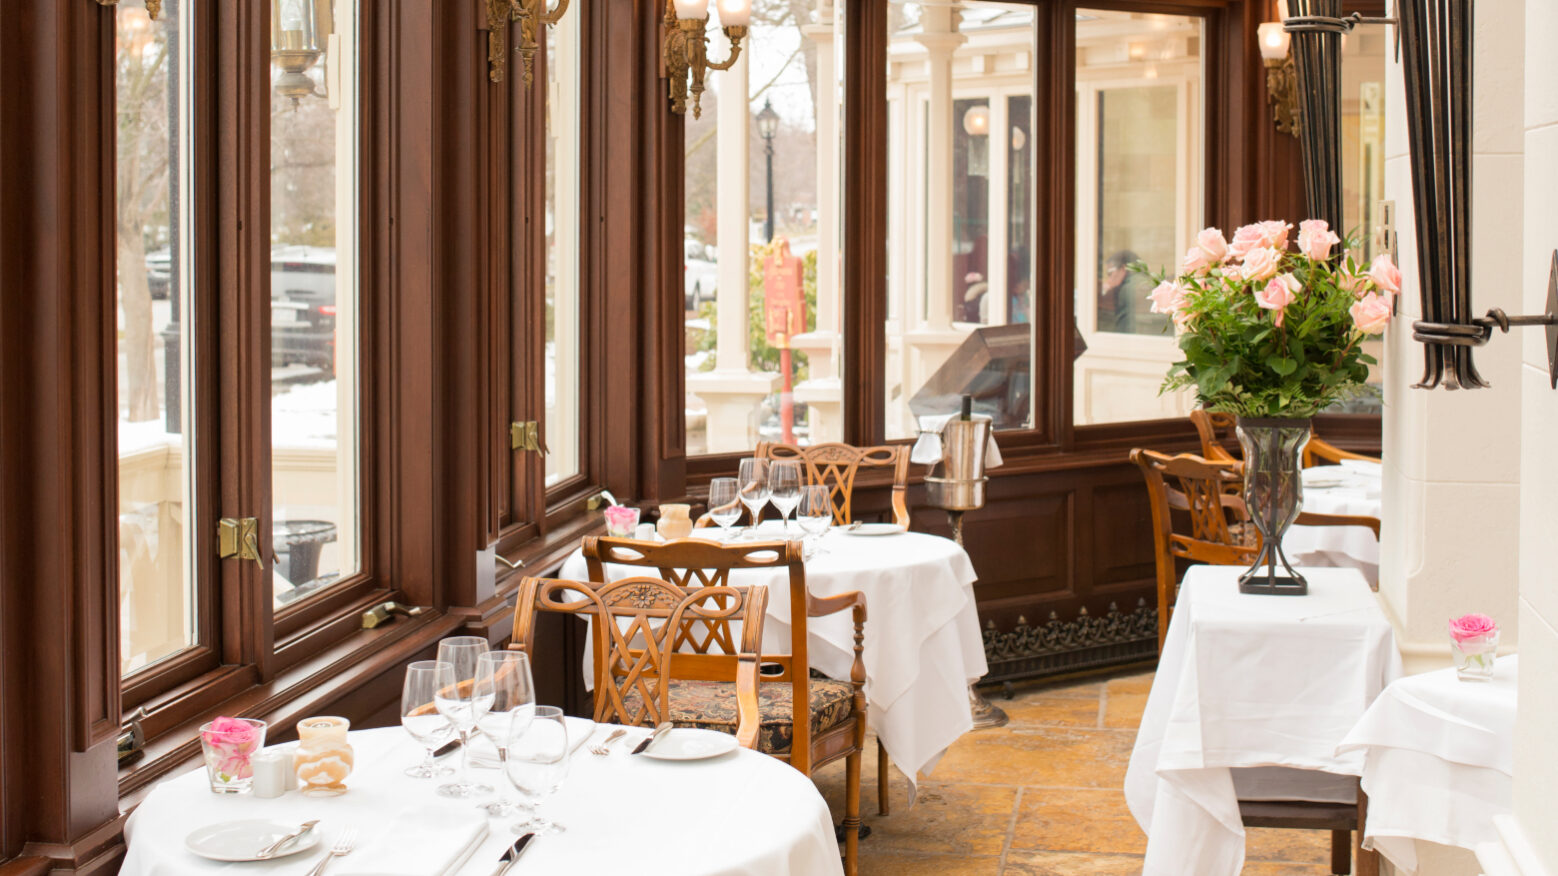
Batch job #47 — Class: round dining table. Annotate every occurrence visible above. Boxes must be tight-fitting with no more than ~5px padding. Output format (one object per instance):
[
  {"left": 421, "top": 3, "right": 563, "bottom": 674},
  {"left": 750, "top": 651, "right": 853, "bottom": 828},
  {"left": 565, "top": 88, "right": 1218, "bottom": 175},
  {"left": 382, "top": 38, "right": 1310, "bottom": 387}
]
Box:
[
  {"left": 1284, "top": 459, "right": 1383, "bottom": 579},
  {"left": 120, "top": 721, "right": 844, "bottom": 876},
  {"left": 558, "top": 520, "right": 989, "bottom": 788}
]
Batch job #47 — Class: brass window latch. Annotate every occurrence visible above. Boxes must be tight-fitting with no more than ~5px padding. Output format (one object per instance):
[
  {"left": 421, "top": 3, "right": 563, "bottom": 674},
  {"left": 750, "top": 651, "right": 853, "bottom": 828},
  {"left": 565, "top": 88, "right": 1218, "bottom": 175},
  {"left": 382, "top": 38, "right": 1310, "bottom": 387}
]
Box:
[
  {"left": 509, "top": 421, "right": 549, "bottom": 456},
  {"left": 361, "top": 601, "right": 427, "bottom": 630},
  {"left": 217, "top": 517, "right": 264, "bottom": 570},
  {"left": 118, "top": 706, "right": 149, "bottom": 768}
]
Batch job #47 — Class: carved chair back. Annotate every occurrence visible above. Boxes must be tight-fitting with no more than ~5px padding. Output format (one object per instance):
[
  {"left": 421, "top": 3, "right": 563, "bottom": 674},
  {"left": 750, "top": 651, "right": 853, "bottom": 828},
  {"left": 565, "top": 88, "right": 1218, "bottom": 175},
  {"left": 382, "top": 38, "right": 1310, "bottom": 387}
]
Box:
[
  {"left": 1132, "top": 449, "right": 1258, "bottom": 649},
  {"left": 508, "top": 574, "right": 769, "bottom": 748},
  {"left": 1190, "top": 409, "right": 1240, "bottom": 464},
  {"left": 756, "top": 441, "right": 911, "bottom": 528}
]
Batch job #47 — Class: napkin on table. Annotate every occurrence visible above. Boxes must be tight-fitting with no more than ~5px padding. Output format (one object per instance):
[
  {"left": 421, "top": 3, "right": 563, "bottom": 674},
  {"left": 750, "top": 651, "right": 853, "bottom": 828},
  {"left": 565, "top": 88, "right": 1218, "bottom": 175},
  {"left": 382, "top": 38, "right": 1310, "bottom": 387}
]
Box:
[{"left": 333, "top": 807, "right": 487, "bottom": 876}]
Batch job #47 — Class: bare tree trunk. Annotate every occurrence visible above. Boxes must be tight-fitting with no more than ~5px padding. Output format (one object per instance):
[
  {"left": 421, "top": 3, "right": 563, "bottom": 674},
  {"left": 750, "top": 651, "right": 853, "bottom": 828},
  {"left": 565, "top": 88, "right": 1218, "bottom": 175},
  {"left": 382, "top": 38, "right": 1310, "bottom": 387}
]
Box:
[{"left": 118, "top": 225, "right": 159, "bottom": 422}]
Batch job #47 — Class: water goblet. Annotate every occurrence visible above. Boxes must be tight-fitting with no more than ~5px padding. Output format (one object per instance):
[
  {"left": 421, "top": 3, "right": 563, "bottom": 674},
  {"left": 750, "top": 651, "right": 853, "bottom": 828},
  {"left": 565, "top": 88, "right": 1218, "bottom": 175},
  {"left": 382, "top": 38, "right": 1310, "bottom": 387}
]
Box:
[
  {"left": 708, "top": 477, "right": 742, "bottom": 540},
  {"left": 474, "top": 651, "right": 537, "bottom": 816},
  {"left": 401, "top": 660, "right": 457, "bottom": 778},
  {"left": 502, "top": 706, "right": 571, "bottom": 835},
  {"left": 796, "top": 484, "right": 833, "bottom": 558},
  {"left": 769, "top": 461, "right": 802, "bottom": 534},
  {"left": 435, "top": 636, "right": 495, "bottom": 798},
  {"left": 737, "top": 457, "right": 770, "bottom": 539}
]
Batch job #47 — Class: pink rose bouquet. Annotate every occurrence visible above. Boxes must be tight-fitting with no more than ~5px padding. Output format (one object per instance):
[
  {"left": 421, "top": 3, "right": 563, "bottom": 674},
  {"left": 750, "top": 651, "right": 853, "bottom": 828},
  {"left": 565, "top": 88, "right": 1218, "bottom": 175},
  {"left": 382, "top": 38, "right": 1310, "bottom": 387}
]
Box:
[
  {"left": 1448, "top": 613, "right": 1500, "bottom": 680},
  {"left": 199, "top": 716, "right": 267, "bottom": 792},
  {"left": 1134, "top": 219, "right": 1395, "bottom": 418}
]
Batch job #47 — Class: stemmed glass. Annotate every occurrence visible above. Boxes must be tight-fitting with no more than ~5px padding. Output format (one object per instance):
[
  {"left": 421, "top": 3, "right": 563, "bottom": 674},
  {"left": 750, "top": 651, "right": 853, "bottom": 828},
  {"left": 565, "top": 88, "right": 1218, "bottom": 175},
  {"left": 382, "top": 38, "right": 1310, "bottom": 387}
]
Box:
[
  {"left": 737, "top": 457, "right": 770, "bottom": 539},
  {"left": 707, "top": 477, "right": 743, "bottom": 540},
  {"left": 400, "top": 660, "right": 457, "bottom": 778},
  {"left": 435, "top": 636, "right": 495, "bottom": 798},
  {"left": 796, "top": 484, "right": 834, "bottom": 559},
  {"left": 473, "top": 651, "right": 536, "bottom": 816},
  {"left": 769, "top": 461, "right": 802, "bottom": 534},
  {"left": 501, "top": 706, "right": 571, "bottom": 835}
]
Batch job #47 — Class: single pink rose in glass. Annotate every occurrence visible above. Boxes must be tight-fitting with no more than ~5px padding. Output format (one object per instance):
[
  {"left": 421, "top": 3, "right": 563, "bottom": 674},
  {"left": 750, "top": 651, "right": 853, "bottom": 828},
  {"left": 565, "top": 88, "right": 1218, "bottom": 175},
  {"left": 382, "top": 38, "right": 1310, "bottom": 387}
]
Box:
[
  {"left": 199, "top": 717, "right": 267, "bottom": 793},
  {"left": 603, "top": 504, "right": 640, "bottom": 538},
  {"left": 1350, "top": 292, "right": 1392, "bottom": 334},
  {"left": 1448, "top": 614, "right": 1499, "bottom": 681},
  {"left": 1449, "top": 613, "right": 1498, "bottom": 643}
]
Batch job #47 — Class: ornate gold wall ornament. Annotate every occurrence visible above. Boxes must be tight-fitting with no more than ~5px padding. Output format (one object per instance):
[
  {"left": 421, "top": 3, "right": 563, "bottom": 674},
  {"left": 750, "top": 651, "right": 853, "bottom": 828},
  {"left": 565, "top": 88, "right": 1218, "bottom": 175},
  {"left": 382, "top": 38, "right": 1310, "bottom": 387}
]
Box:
[
  {"left": 662, "top": 2, "right": 746, "bottom": 118},
  {"left": 1265, "top": 54, "right": 1301, "bottom": 138},
  {"left": 487, "top": 0, "right": 572, "bottom": 86}
]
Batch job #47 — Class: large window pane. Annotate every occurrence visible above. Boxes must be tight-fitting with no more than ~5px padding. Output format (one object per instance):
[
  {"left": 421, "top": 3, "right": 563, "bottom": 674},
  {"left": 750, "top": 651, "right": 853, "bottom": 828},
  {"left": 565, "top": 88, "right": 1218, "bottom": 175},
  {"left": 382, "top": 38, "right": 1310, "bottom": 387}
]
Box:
[
  {"left": 1335, "top": 25, "right": 1387, "bottom": 413},
  {"left": 116, "top": 0, "right": 196, "bottom": 675},
  {"left": 1072, "top": 10, "right": 1203, "bottom": 426},
  {"left": 545, "top": 7, "right": 582, "bottom": 485},
  {"left": 683, "top": 0, "right": 847, "bottom": 454},
  {"left": 884, "top": 0, "right": 1037, "bottom": 440},
  {"left": 269, "top": 0, "right": 360, "bottom": 608}
]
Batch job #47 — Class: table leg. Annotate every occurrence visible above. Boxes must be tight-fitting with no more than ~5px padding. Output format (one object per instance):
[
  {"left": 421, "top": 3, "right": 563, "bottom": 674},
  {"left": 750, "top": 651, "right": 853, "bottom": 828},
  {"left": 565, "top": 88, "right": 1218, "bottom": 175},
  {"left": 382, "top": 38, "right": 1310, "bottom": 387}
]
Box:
[
  {"left": 1355, "top": 789, "right": 1378, "bottom": 876},
  {"left": 946, "top": 510, "right": 1011, "bottom": 730}
]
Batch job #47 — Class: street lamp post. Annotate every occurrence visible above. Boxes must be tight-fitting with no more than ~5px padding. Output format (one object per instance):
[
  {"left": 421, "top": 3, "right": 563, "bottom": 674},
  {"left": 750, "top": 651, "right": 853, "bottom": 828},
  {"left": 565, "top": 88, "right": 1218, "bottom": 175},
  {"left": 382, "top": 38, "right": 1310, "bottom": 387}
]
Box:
[{"left": 756, "top": 99, "right": 779, "bottom": 243}]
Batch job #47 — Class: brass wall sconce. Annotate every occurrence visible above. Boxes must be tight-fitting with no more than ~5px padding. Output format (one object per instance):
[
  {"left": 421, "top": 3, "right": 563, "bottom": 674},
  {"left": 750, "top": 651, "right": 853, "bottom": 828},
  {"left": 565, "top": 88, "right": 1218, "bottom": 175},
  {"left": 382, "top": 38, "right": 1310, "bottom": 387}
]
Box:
[
  {"left": 485, "top": 0, "right": 572, "bottom": 86},
  {"left": 1257, "top": 22, "right": 1299, "bottom": 137},
  {"left": 662, "top": 0, "right": 752, "bottom": 118},
  {"left": 271, "top": 0, "right": 333, "bottom": 107},
  {"left": 95, "top": 0, "right": 163, "bottom": 21}
]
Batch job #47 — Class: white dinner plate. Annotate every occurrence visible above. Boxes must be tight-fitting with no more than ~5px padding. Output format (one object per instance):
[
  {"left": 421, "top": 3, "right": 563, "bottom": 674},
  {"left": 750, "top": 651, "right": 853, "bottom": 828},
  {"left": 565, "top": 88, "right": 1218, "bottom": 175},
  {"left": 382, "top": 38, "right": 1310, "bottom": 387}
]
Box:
[
  {"left": 184, "top": 819, "right": 322, "bottom": 862},
  {"left": 838, "top": 523, "right": 906, "bottom": 537},
  {"left": 639, "top": 728, "right": 740, "bottom": 761}
]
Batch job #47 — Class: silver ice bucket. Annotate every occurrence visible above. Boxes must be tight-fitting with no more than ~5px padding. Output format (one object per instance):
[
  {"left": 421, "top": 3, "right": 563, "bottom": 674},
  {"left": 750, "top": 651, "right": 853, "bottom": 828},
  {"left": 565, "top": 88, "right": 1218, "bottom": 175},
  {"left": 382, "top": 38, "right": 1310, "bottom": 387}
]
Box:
[{"left": 926, "top": 418, "right": 991, "bottom": 511}]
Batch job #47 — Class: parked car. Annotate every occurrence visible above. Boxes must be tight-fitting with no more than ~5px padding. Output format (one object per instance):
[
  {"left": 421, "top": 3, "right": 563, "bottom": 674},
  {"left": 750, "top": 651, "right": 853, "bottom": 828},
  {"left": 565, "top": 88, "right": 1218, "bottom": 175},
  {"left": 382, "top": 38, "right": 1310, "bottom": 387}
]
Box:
[
  {"left": 271, "top": 245, "right": 338, "bottom": 374},
  {"left": 684, "top": 239, "right": 718, "bottom": 312}
]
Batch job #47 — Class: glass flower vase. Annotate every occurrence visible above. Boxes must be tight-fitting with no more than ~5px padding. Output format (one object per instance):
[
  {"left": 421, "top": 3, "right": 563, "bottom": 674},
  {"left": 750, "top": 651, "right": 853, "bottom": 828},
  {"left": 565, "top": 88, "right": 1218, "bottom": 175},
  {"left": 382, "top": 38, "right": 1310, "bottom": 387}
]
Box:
[
  {"left": 1235, "top": 417, "right": 1312, "bottom": 595},
  {"left": 199, "top": 718, "right": 267, "bottom": 794},
  {"left": 1451, "top": 632, "right": 1499, "bottom": 681}
]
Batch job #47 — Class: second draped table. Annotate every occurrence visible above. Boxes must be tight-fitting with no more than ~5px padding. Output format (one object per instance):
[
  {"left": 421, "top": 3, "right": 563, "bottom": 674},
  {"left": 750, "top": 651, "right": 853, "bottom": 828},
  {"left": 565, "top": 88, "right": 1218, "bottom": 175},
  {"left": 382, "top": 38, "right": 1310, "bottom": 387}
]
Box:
[
  {"left": 1285, "top": 459, "right": 1384, "bottom": 580},
  {"left": 558, "top": 520, "right": 988, "bottom": 787}
]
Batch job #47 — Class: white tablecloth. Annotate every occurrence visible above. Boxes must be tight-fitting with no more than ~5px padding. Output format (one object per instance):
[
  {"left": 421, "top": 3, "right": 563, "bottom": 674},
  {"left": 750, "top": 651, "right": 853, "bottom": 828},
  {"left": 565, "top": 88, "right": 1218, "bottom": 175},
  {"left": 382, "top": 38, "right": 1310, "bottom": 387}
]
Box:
[
  {"left": 1336, "top": 656, "right": 1518, "bottom": 874},
  {"left": 1284, "top": 460, "right": 1383, "bottom": 579},
  {"left": 1124, "top": 565, "right": 1402, "bottom": 876},
  {"left": 558, "top": 522, "right": 988, "bottom": 784},
  {"left": 121, "top": 723, "right": 843, "bottom": 876}
]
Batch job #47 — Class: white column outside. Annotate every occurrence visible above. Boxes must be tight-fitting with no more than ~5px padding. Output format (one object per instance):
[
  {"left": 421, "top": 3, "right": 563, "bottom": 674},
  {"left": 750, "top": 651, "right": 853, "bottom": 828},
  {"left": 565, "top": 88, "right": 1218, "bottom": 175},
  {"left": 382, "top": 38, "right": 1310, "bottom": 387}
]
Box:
[
  {"left": 793, "top": 0, "right": 842, "bottom": 442},
  {"left": 687, "top": 52, "right": 778, "bottom": 453}
]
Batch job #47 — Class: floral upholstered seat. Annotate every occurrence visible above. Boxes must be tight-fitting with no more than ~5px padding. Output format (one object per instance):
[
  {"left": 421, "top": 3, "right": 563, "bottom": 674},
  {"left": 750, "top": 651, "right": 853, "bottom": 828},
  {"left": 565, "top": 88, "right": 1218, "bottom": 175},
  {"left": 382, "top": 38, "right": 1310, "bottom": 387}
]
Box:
[{"left": 620, "top": 676, "right": 857, "bottom": 755}]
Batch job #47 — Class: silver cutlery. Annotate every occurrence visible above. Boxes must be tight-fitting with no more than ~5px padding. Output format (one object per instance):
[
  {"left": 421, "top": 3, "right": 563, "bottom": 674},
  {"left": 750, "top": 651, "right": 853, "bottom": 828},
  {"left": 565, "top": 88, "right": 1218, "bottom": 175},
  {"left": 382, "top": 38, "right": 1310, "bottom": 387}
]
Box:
[
  {"left": 256, "top": 820, "right": 319, "bottom": 859},
  {"left": 630, "top": 722, "right": 674, "bottom": 755},
  {"left": 432, "top": 738, "right": 462, "bottom": 760},
  {"left": 303, "top": 830, "right": 356, "bottom": 876},
  {"left": 487, "top": 833, "right": 536, "bottom": 876},
  {"left": 590, "top": 728, "right": 628, "bottom": 755}
]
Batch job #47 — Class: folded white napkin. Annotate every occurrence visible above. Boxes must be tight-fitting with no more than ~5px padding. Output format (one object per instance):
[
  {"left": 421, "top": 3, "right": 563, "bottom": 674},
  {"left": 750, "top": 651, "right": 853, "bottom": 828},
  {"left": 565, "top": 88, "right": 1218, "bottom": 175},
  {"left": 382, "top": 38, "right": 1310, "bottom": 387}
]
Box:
[{"left": 334, "top": 808, "right": 487, "bottom": 876}]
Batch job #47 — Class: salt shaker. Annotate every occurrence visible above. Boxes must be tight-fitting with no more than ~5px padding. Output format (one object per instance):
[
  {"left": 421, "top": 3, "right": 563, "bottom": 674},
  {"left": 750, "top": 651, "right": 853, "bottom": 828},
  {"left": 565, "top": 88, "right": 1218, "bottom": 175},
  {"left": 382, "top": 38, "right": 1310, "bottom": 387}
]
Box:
[{"left": 634, "top": 522, "right": 658, "bottom": 541}]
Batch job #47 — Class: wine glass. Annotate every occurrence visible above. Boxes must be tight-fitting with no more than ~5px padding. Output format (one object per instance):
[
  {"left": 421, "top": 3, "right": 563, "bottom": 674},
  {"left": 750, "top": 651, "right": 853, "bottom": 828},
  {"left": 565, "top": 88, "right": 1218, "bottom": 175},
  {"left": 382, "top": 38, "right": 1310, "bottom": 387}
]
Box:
[
  {"left": 435, "top": 636, "right": 495, "bottom": 798},
  {"left": 402, "top": 661, "right": 458, "bottom": 778},
  {"left": 796, "top": 484, "right": 834, "bottom": 559},
  {"left": 769, "top": 461, "right": 802, "bottom": 534},
  {"left": 707, "top": 477, "right": 742, "bottom": 540},
  {"left": 737, "top": 457, "right": 770, "bottom": 539},
  {"left": 501, "top": 706, "right": 571, "bottom": 835},
  {"left": 473, "top": 651, "right": 536, "bottom": 816}
]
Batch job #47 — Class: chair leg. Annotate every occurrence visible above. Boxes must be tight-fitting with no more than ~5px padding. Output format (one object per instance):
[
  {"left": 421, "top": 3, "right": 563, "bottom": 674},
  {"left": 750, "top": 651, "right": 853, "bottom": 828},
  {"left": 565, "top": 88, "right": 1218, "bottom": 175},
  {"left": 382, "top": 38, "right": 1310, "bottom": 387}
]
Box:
[
  {"left": 1330, "top": 830, "right": 1351, "bottom": 875},
  {"left": 876, "top": 737, "right": 890, "bottom": 816},
  {"left": 842, "top": 749, "right": 862, "bottom": 876}
]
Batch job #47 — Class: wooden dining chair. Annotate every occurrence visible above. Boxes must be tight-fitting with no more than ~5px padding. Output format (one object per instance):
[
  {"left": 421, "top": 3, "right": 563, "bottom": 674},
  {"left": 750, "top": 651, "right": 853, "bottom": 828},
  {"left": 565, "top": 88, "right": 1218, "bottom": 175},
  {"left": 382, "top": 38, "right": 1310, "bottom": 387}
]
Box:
[
  {"left": 1189, "top": 409, "right": 1240, "bottom": 464},
  {"left": 581, "top": 536, "right": 869, "bottom": 875},
  {"left": 1131, "top": 449, "right": 1258, "bottom": 650},
  {"left": 508, "top": 574, "right": 770, "bottom": 748},
  {"left": 1303, "top": 436, "right": 1380, "bottom": 468},
  {"left": 1240, "top": 785, "right": 1378, "bottom": 876},
  {"left": 757, "top": 441, "right": 911, "bottom": 529}
]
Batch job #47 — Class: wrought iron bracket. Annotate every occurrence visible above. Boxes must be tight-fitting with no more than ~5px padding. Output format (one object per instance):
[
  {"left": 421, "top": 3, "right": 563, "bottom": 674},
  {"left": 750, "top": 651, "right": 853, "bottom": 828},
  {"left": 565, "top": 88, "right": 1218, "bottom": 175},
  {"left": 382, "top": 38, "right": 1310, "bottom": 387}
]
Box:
[
  {"left": 1411, "top": 250, "right": 1558, "bottom": 389},
  {"left": 1284, "top": 9, "right": 1401, "bottom": 61}
]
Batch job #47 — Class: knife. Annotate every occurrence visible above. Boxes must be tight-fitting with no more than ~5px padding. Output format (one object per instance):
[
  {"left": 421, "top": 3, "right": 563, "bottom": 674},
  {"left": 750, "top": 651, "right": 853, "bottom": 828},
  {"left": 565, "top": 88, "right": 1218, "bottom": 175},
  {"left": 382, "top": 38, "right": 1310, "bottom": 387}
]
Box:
[
  {"left": 487, "top": 833, "right": 535, "bottom": 876},
  {"left": 432, "top": 738, "right": 462, "bottom": 760},
  {"left": 630, "top": 722, "right": 674, "bottom": 755},
  {"left": 255, "top": 820, "right": 319, "bottom": 860}
]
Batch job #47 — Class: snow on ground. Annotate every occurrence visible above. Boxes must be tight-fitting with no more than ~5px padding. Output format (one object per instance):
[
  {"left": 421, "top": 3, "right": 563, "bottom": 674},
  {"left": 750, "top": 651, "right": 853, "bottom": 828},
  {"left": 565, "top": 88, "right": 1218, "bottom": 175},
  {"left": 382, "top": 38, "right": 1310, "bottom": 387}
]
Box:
[{"left": 272, "top": 380, "right": 340, "bottom": 449}]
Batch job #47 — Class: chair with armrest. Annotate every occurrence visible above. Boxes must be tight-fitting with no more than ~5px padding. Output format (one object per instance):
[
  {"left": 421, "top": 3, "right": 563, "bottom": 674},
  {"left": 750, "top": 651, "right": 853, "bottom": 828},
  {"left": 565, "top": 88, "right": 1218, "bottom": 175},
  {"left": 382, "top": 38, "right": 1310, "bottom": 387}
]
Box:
[
  {"left": 580, "top": 537, "right": 868, "bottom": 875},
  {"left": 757, "top": 441, "right": 911, "bottom": 529}
]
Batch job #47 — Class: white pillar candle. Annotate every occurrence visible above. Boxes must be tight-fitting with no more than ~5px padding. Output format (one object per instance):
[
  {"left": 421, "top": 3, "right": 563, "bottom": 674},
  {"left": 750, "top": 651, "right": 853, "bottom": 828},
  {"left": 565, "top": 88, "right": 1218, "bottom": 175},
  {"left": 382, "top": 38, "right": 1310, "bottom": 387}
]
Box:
[{"left": 251, "top": 750, "right": 291, "bottom": 799}]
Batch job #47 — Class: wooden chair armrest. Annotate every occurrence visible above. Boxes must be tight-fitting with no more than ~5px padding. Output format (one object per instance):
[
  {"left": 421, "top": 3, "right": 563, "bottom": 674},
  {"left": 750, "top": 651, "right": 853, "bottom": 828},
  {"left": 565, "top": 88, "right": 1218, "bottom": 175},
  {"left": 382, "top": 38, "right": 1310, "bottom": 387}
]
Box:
[
  {"left": 694, "top": 513, "right": 715, "bottom": 528},
  {"left": 807, "top": 589, "right": 867, "bottom": 619},
  {"left": 891, "top": 486, "right": 911, "bottom": 530},
  {"left": 734, "top": 653, "right": 761, "bottom": 750},
  {"left": 1304, "top": 438, "right": 1379, "bottom": 467},
  {"left": 1294, "top": 510, "right": 1381, "bottom": 538}
]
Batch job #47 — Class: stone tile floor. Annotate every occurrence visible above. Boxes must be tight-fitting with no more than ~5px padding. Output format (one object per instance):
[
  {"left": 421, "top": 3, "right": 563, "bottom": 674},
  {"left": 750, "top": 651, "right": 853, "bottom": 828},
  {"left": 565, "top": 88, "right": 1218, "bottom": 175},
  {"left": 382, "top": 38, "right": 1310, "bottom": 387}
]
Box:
[{"left": 812, "top": 668, "right": 1342, "bottom": 875}]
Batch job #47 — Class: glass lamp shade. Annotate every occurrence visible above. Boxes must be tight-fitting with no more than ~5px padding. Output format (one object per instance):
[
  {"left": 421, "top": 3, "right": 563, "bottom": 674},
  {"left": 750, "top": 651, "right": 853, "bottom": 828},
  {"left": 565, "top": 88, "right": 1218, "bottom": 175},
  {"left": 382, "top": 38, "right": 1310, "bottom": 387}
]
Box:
[
  {"left": 716, "top": 0, "right": 751, "bottom": 27},
  {"left": 673, "top": 0, "right": 710, "bottom": 21},
  {"left": 1257, "top": 22, "right": 1290, "bottom": 62},
  {"left": 962, "top": 104, "right": 990, "bottom": 136},
  {"left": 756, "top": 100, "right": 780, "bottom": 141}
]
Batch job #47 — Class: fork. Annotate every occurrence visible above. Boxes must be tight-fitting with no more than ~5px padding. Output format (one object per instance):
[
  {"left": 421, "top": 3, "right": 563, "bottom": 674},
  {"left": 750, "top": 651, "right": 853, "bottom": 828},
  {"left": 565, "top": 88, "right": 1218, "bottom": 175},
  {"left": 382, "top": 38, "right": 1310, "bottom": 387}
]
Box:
[
  {"left": 304, "top": 830, "right": 356, "bottom": 876},
  {"left": 589, "top": 727, "right": 627, "bottom": 755}
]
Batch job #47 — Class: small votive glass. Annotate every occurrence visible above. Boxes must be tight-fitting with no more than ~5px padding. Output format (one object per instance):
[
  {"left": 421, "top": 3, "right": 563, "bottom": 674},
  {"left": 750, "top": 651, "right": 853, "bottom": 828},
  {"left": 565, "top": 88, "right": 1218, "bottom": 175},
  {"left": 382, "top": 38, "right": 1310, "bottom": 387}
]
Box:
[
  {"left": 199, "top": 717, "right": 267, "bottom": 794},
  {"left": 604, "top": 505, "right": 640, "bottom": 538},
  {"left": 1451, "top": 631, "right": 1499, "bottom": 681},
  {"left": 294, "top": 716, "right": 355, "bottom": 797}
]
